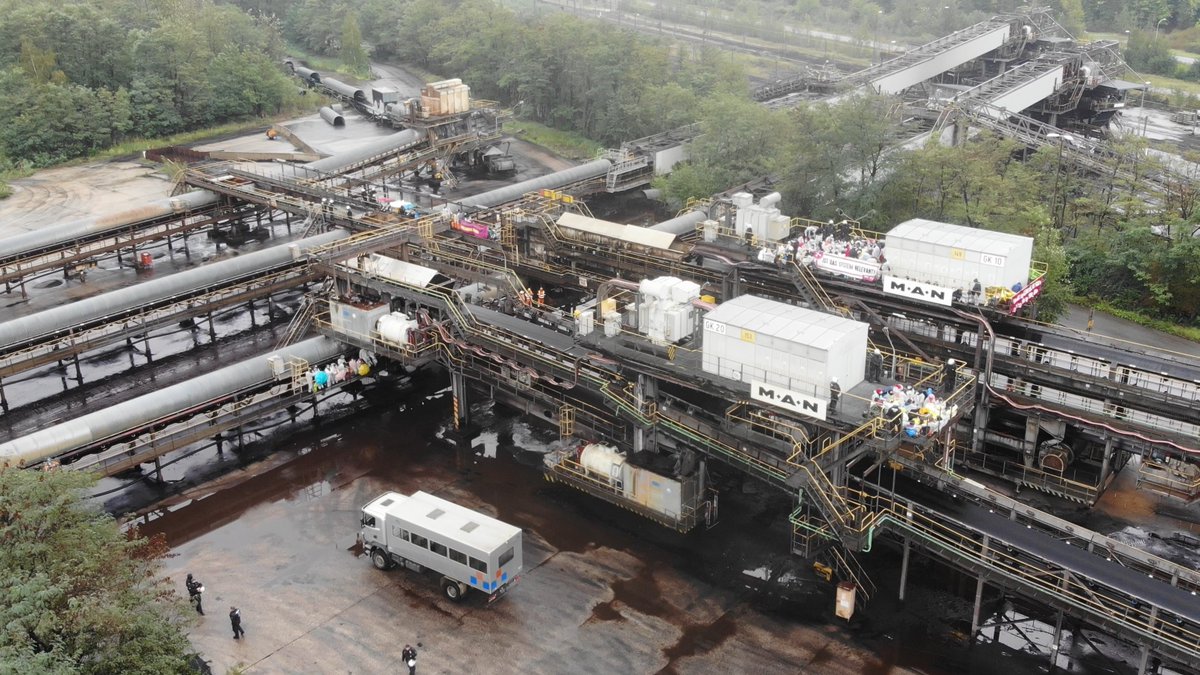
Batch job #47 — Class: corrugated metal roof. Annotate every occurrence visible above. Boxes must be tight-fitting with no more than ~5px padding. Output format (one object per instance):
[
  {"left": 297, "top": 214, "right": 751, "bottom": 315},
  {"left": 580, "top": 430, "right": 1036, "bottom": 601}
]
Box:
[
  {"left": 887, "top": 218, "right": 1032, "bottom": 255},
  {"left": 704, "top": 295, "right": 866, "bottom": 349}
]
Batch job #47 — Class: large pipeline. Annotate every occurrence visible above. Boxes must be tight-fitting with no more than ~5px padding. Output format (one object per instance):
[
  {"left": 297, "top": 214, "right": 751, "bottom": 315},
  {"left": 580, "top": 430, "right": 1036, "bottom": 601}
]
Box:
[
  {"left": 322, "top": 77, "right": 366, "bottom": 103},
  {"left": 319, "top": 106, "right": 345, "bottom": 127},
  {"left": 649, "top": 209, "right": 706, "bottom": 235},
  {"left": 0, "top": 190, "right": 218, "bottom": 261},
  {"left": 303, "top": 129, "right": 422, "bottom": 175},
  {"left": 0, "top": 336, "right": 345, "bottom": 468},
  {"left": 458, "top": 159, "right": 612, "bottom": 210},
  {"left": 294, "top": 66, "right": 321, "bottom": 85},
  {"left": 0, "top": 229, "right": 349, "bottom": 351}
]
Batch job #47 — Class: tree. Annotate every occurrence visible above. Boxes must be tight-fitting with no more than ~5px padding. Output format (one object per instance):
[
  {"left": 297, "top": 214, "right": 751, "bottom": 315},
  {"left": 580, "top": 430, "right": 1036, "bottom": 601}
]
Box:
[
  {"left": 0, "top": 467, "right": 196, "bottom": 673},
  {"left": 1056, "top": 0, "right": 1087, "bottom": 37},
  {"left": 658, "top": 93, "right": 789, "bottom": 202},
  {"left": 340, "top": 11, "right": 370, "bottom": 76}
]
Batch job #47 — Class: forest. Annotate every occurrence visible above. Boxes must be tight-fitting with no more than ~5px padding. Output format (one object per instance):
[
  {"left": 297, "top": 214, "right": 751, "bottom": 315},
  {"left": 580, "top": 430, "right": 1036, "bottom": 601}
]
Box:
[{"left": 0, "top": 0, "right": 301, "bottom": 167}]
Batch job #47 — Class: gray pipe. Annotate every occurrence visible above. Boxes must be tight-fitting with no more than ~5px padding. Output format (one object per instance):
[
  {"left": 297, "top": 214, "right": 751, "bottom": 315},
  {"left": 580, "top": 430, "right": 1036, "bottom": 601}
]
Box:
[
  {"left": 0, "top": 190, "right": 218, "bottom": 261},
  {"left": 304, "top": 129, "right": 422, "bottom": 175},
  {"left": 0, "top": 336, "right": 345, "bottom": 468},
  {"left": 458, "top": 159, "right": 612, "bottom": 210},
  {"left": 294, "top": 66, "right": 321, "bottom": 84},
  {"left": 319, "top": 106, "right": 345, "bottom": 127},
  {"left": 322, "top": 77, "right": 365, "bottom": 102},
  {"left": 0, "top": 229, "right": 348, "bottom": 350},
  {"left": 649, "top": 209, "right": 706, "bottom": 235}
]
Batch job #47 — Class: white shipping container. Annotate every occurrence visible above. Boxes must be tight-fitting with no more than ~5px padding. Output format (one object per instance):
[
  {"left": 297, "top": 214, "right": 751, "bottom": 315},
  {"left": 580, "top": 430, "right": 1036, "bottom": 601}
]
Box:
[
  {"left": 701, "top": 295, "right": 867, "bottom": 396},
  {"left": 884, "top": 218, "right": 1033, "bottom": 291}
]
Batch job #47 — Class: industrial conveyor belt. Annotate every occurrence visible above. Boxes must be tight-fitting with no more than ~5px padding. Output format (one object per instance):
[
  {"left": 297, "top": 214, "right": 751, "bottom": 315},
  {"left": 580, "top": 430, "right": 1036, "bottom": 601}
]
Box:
[{"left": 0, "top": 231, "right": 349, "bottom": 382}]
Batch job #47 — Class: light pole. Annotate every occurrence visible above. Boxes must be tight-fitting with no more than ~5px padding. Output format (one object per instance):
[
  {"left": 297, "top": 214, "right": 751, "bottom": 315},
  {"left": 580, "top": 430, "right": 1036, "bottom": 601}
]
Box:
[
  {"left": 1155, "top": 17, "right": 1168, "bottom": 43},
  {"left": 874, "top": 10, "right": 883, "bottom": 65},
  {"left": 1046, "top": 133, "right": 1065, "bottom": 228}
]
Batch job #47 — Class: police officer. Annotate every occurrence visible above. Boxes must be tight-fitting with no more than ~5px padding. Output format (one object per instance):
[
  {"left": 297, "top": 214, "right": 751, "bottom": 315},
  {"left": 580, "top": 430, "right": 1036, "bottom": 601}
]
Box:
[
  {"left": 867, "top": 348, "right": 884, "bottom": 383},
  {"left": 185, "top": 573, "right": 204, "bottom": 616},
  {"left": 942, "top": 358, "right": 957, "bottom": 395},
  {"left": 402, "top": 644, "right": 417, "bottom": 674},
  {"left": 229, "top": 607, "right": 245, "bottom": 640}
]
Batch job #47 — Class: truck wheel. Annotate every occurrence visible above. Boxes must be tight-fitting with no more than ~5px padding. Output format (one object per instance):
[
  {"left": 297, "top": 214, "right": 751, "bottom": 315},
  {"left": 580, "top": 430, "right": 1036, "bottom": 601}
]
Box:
[
  {"left": 371, "top": 549, "right": 392, "bottom": 570},
  {"left": 442, "top": 578, "right": 465, "bottom": 602}
]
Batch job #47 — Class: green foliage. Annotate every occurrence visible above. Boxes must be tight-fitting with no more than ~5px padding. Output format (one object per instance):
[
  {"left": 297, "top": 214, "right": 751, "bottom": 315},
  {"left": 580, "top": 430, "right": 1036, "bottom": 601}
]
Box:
[
  {"left": 1032, "top": 226, "right": 1071, "bottom": 320},
  {"left": 0, "top": 467, "right": 195, "bottom": 673},
  {"left": 1069, "top": 227, "right": 1200, "bottom": 323},
  {"left": 1125, "top": 30, "right": 1179, "bottom": 76},
  {"left": 0, "top": 0, "right": 303, "bottom": 167},
  {"left": 257, "top": 0, "right": 739, "bottom": 146},
  {"left": 657, "top": 93, "right": 789, "bottom": 204},
  {"left": 504, "top": 118, "right": 602, "bottom": 160},
  {"left": 340, "top": 12, "right": 370, "bottom": 77}
]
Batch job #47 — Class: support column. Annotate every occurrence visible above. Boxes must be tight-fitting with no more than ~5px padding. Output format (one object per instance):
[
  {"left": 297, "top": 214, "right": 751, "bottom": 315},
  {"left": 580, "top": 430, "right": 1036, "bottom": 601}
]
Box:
[
  {"left": 153, "top": 457, "right": 164, "bottom": 484},
  {"left": 451, "top": 369, "right": 470, "bottom": 431},
  {"left": 1023, "top": 416, "right": 1040, "bottom": 467},
  {"left": 1050, "top": 608, "right": 1064, "bottom": 671},
  {"left": 72, "top": 353, "right": 84, "bottom": 383},
  {"left": 970, "top": 576, "right": 985, "bottom": 642},
  {"left": 142, "top": 334, "right": 153, "bottom": 363},
  {"left": 248, "top": 299, "right": 257, "bottom": 328},
  {"left": 633, "top": 374, "right": 658, "bottom": 454},
  {"left": 1097, "top": 436, "right": 1116, "bottom": 490},
  {"left": 970, "top": 535, "right": 991, "bottom": 641},
  {"left": 208, "top": 312, "right": 218, "bottom": 343},
  {"left": 898, "top": 536, "right": 911, "bottom": 602},
  {"left": 0, "top": 378, "right": 8, "bottom": 412},
  {"left": 972, "top": 401, "right": 989, "bottom": 453}
]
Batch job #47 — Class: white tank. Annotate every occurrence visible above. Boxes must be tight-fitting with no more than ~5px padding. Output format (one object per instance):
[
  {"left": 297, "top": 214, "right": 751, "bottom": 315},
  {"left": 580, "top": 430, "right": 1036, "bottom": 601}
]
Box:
[
  {"left": 376, "top": 312, "right": 418, "bottom": 345},
  {"left": 579, "top": 443, "right": 625, "bottom": 485}
]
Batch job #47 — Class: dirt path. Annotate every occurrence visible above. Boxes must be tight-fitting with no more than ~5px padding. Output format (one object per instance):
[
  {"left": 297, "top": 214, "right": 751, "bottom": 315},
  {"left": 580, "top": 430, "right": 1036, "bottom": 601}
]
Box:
[{"left": 0, "top": 161, "right": 172, "bottom": 239}]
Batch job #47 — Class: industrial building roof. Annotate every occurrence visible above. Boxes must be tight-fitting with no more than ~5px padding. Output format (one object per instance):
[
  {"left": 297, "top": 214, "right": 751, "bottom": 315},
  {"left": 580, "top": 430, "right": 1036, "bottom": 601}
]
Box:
[
  {"left": 887, "top": 218, "right": 1033, "bottom": 255},
  {"left": 703, "top": 295, "right": 866, "bottom": 350}
]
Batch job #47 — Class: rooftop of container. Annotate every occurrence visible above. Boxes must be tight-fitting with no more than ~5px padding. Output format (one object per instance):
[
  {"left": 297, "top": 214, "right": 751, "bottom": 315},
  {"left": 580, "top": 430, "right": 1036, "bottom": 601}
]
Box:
[{"left": 704, "top": 295, "right": 867, "bottom": 349}]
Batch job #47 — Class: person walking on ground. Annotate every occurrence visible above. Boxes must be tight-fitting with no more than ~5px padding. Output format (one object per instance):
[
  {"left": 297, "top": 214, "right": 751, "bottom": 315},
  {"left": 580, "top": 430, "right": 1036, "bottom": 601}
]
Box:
[
  {"left": 829, "top": 377, "right": 841, "bottom": 415},
  {"left": 402, "top": 644, "right": 417, "bottom": 675},
  {"left": 185, "top": 574, "right": 204, "bottom": 616},
  {"left": 229, "top": 607, "right": 245, "bottom": 640}
]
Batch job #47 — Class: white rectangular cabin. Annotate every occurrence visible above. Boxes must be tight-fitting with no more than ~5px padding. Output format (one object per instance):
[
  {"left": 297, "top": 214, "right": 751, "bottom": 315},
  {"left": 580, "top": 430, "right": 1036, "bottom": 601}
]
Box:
[{"left": 360, "top": 491, "right": 523, "bottom": 601}]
